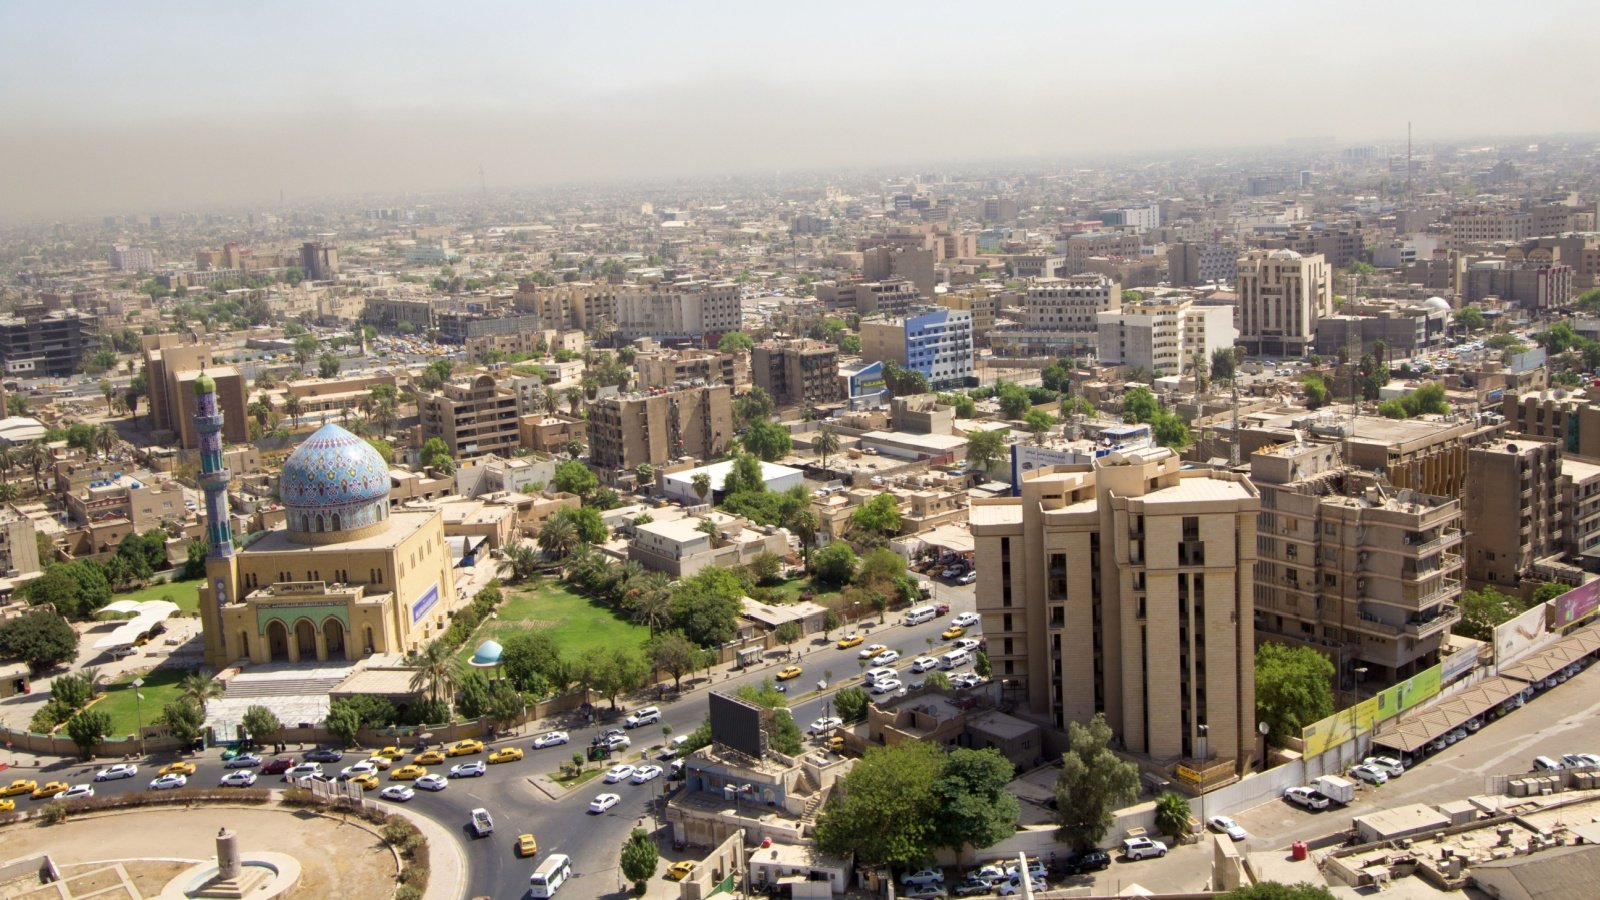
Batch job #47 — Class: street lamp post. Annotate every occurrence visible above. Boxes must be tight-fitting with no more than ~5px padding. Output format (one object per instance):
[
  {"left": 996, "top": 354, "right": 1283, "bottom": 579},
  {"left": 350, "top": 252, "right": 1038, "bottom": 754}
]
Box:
[
  {"left": 1197, "top": 724, "right": 1209, "bottom": 830},
  {"left": 132, "top": 678, "right": 146, "bottom": 757}
]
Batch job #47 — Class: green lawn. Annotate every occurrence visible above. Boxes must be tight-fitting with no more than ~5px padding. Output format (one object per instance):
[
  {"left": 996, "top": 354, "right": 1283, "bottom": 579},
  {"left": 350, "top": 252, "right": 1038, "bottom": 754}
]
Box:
[
  {"left": 765, "top": 576, "right": 842, "bottom": 607},
  {"left": 459, "top": 579, "right": 649, "bottom": 663},
  {"left": 551, "top": 765, "right": 602, "bottom": 788},
  {"left": 93, "top": 667, "right": 192, "bottom": 737},
  {"left": 107, "top": 578, "right": 202, "bottom": 615}
]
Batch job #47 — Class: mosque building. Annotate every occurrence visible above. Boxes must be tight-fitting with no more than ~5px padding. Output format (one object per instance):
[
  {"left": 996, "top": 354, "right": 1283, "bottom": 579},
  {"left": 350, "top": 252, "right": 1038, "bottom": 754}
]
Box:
[{"left": 194, "top": 374, "right": 460, "bottom": 670}]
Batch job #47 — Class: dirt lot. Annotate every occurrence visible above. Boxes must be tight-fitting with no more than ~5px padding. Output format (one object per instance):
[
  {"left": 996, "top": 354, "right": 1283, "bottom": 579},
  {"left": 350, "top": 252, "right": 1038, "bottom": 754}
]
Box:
[{"left": 0, "top": 806, "right": 396, "bottom": 899}]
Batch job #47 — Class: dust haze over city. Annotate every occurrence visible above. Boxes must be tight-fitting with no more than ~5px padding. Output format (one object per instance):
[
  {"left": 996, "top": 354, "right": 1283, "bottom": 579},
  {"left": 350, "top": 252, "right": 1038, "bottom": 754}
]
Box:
[
  {"left": 10, "top": 3, "right": 1600, "bottom": 900},
  {"left": 4, "top": 0, "right": 1600, "bottom": 220}
]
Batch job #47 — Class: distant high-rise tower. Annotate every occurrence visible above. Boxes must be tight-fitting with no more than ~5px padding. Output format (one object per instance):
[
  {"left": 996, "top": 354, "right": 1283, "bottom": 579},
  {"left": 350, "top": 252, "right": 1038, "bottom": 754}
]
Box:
[{"left": 300, "top": 240, "right": 339, "bottom": 281}]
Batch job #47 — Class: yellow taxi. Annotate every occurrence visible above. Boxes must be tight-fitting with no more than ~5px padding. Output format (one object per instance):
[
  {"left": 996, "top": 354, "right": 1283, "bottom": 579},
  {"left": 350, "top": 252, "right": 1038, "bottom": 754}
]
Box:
[
  {"left": 376, "top": 746, "right": 405, "bottom": 760},
  {"left": 0, "top": 779, "right": 38, "bottom": 797},
  {"left": 0, "top": 798, "right": 13, "bottom": 813},
  {"left": 447, "top": 739, "right": 484, "bottom": 757},
  {"left": 159, "top": 761, "right": 197, "bottom": 776},
  {"left": 31, "top": 781, "right": 69, "bottom": 799},
  {"left": 836, "top": 633, "right": 864, "bottom": 650},
  {"left": 775, "top": 665, "right": 803, "bottom": 681},
  {"left": 666, "top": 861, "right": 697, "bottom": 881},
  {"left": 518, "top": 834, "right": 539, "bottom": 857},
  {"left": 391, "top": 765, "right": 427, "bottom": 781},
  {"left": 824, "top": 736, "right": 845, "bottom": 752},
  {"left": 414, "top": 750, "right": 446, "bottom": 765},
  {"left": 489, "top": 747, "right": 525, "bottom": 764},
  {"left": 350, "top": 773, "right": 380, "bottom": 791},
  {"left": 365, "top": 755, "right": 393, "bottom": 770},
  {"left": 941, "top": 625, "right": 966, "bottom": 640}
]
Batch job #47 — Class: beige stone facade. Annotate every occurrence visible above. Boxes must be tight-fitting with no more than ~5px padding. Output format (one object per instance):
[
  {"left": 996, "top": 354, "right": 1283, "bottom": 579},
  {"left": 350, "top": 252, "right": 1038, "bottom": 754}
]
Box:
[
  {"left": 1236, "top": 249, "right": 1333, "bottom": 357},
  {"left": 586, "top": 385, "right": 733, "bottom": 476},
  {"left": 418, "top": 374, "right": 520, "bottom": 462}
]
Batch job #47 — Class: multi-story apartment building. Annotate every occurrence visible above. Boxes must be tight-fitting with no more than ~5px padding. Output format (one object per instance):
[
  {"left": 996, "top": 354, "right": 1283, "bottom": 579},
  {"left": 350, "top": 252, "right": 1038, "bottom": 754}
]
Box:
[
  {"left": 512, "top": 282, "right": 616, "bottom": 333},
  {"left": 586, "top": 385, "right": 733, "bottom": 477},
  {"left": 1311, "top": 299, "right": 1451, "bottom": 359},
  {"left": 982, "top": 198, "right": 1020, "bottom": 223},
  {"left": 1464, "top": 440, "right": 1562, "bottom": 592},
  {"left": 1463, "top": 259, "right": 1573, "bottom": 311},
  {"left": 143, "top": 341, "right": 250, "bottom": 449},
  {"left": 1251, "top": 442, "right": 1462, "bottom": 686},
  {"left": 613, "top": 282, "right": 743, "bottom": 343},
  {"left": 1560, "top": 456, "right": 1600, "bottom": 563},
  {"left": 1058, "top": 231, "right": 1143, "bottom": 272},
  {"left": 109, "top": 245, "right": 154, "bottom": 273},
  {"left": 970, "top": 448, "right": 1261, "bottom": 773},
  {"left": 1167, "top": 241, "right": 1240, "bottom": 287},
  {"left": 1257, "top": 224, "right": 1365, "bottom": 269},
  {"left": 418, "top": 374, "right": 521, "bottom": 462},
  {"left": 1502, "top": 392, "right": 1600, "bottom": 458},
  {"left": 989, "top": 274, "right": 1120, "bottom": 358},
  {"left": 436, "top": 311, "right": 544, "bottom": 344},
  {"left": 1098, "top": 204, "right": 1161, "bottom": 233},
  {"left": 635, "top": 348, "right": 746, "bottom": 391},
  {"left": 934, "top": 290, "right": 997, "bottom": 344},
  {"left": 859, "top": 307, "right": 973, "bottom": 389},
  {"left": 862, "top": 247, "right": 936, "bottom": 297},
  {"left": 1096, "top": 297, "right": 1236, "bottom": 377},
  {"left": 300, "top": 240, "right": 339, "bottom": 281},
  {"left": 1447, "top": 205, "right": 1591, "bottom": 249},
  {"left": 750, "top": 340, "right": 842, "bottom": 407},
  {"left": 363, "top": 297, "right": 436, "bottom": 332},
  {"left": 0, "top": 506, "right": 41, "bottom": 579},
  {"left": 0, "top": 306, "right": 97, "bottom": 378},
  {"left": 815, "top": 279, "right": 922, "bottom": 317},
  {"left": 1236, "top": 249, "right": 1333, "bottom": 357}
]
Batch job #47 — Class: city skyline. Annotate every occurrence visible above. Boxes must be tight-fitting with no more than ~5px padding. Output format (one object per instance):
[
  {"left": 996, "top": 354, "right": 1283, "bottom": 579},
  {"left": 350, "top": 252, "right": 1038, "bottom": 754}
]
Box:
[{"left": 4, "top": 0, "right": 1600, "bottom": 221}]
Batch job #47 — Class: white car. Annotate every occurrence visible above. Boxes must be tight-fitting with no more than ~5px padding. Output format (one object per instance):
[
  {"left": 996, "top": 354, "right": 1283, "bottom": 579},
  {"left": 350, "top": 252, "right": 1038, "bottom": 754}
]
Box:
[
  {"left": 1284, "top": 786, "right": 1332, "bottom": 810},
  {"left": 951, "top": 672, "right": 983, "bottom": 689},
  {"left": 1362, "top": 756, "right": 1405, "bottom": 777},
  {"left": 631, "top": 764, "right": 663, "bottom": 784},
  {"left": 1208, "top": 815, "right": 1247, "bottom": 841},
  {"left": 150, "top": 774, "right": 188, "bottom": 790},
  {"left": 904, "top": 886, "right": 947, "bottom": 900},
  {"left": 94, "top": 764, "right": 138, "bottom": 782},
  {"left": 533, "top": 731, "right": 569, "bottom": 749},
  {"left": 449, "top": 761, "right": 487, "bottom": 778},
  {"left": 957, "top": 571, "right": 977, "bottom": 585},
  {"left": 808, "top": 716, "right": 843, "bottom": 735},
  {"left": 415, "top": 774, "right": 449, "bottom": 792},
  {"left": 220, "top": 770, "right": 258, "bottom": 787},
  {"left": 379, "top": 785, "right": 415, "bottom": 802},
  {"left": 869, "top": 678, "right": 904, "bottom": 695},
  {"left": 340, "top": 762, "right": 378, "bottom": 780},
  {"left": 625, "top": 706, "right": 661, "bottom": 729},
  {"left": 951, "top": 612, "right": 980, "bottom": 628},
  {"left": 953, "top": 638, "right": 981, "bottom": 653},
  {"left": 60, "top": 784, "right": 94, "bottom": 799},
  {"left": 604, "top": 764, "right": 637, "bottom": 784},
  {"left": 282, "top": 763, "right": 323, "bottom": 780},
  {"left": 871, "top": 649, "right": 901, "bottom": 667},
  {"left": 911, "top": 656, "right": 940, "bottom": 673},
  {"left": 589, "top": 792, "right": 621, "bottom": 814},
  {"left": 900, "top": 868, "right": 946, "bottom": 887},
  {"left": 1348, "top": 764, "right": 1388, "bottom": 785},
  {"left": 1121, "top": 837, "right": 1167, "bottom": 860},
  {"left": 226, "top": 753, "right": 263, "bottom": 769},
  {"left": 858, "top": 643, "right": 887, "bottom": 660}
]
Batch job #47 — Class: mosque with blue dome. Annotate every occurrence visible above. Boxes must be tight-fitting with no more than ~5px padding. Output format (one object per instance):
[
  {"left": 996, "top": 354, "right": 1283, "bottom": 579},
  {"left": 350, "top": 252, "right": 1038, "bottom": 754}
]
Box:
[{"left": 196, "top": 377, "right": 459, "bottom": 670}]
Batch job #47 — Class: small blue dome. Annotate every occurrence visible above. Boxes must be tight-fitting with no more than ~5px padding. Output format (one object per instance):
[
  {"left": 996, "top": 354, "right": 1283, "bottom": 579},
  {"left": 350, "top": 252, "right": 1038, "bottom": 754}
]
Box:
[
  {"left": 470, "top": 640, "right": 504, "bottom": 668},
  {"left": 279, "top": 424, "right": 392, "bottom": 539}
]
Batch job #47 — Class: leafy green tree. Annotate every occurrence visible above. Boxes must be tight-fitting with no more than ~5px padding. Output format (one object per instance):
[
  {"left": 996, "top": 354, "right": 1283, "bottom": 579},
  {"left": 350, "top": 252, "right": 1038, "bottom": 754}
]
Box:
[
  {"left": 749, "top": 551, "right": 785, "bottom": 586},
  {"left": 744, "top": 419, "right": 793, "bottom": 461},
  {"left": 996, "top": 382, "right": 1032, "bottom": 419},
  {"left": 619, "top": 828, "right": 659, "bottom": 892},
  {"left": 1053, "top": 712, "right": 1140, "bottom": 850},
  {"left": 670, "top": 568, "right": 746, "bottom": 647},
  {"left": 1155, "top": 791, "right": 1194, "bottom": 841},
  {"left": 551, "top": 459, "right": 598, "bottom": 500},
  {"left": 420, "top": 437, "right": 455, "bottom": 474},
  {"left": 241, "top": 705, "right": 282, "bottom": 747},
  {"left": 1302, "top": 375, "right": 1330, "bottom": 409},
  {"left": 931, "top": 748, "right": 1020, "bottom": 855},
  {"left": 646, "top": 630, "right": 704, "bottom": 692},
  {"left": 815, "top": 740, "right": 946, "bottom": 868},
  {"left": 317, "top": 352, "right": 341, "bottom": 378},
  {"left": 774, "top": 621, "right": 803, "bottom": 648},
  {"left": 1531, "top": 582, "right": 1568, "bottom": 606},
  {"left": 1123, "top": 386, "right": 1159, "bottom": 423},
  {"left": 160, "top": 700, "right": 205, "bottom": 747},
  {"left": 734, "top": 679, "right": 804, "bottom": 754},
  {"left": 1457, "top": 585, "right": 1524, "bottom": 641},
  {"left": 1217, "top": 884, "right": 1335, "bottom": 900},
  {"left": 922, "top": 670, "right": 953, "bottom": 690},
  {"left": 734, "top": 386, "right": 776, "bottom": 429},
  {"left": 839, "top": 334, "right": 861, "bottom": 354},
  {"left": 500, "top": 630, "right": 564, "bottom": 693},
  {"left": 1452, "top": 307, "right": 1485, "bottom": 330},
  {"left": 1149, "top": 409, "right": 1192, "bottom": 449},
  {"left": 293, "top": 333, "right": 320, "bottom": 371},
  {"left": 325, "top": 701, "right": 362, "bottom": 747},
  {"left": 1023, "top": 408, "right": 1055, "bottom": 445},
  {"left": 965, "top": 429, "right": 1006, "bottom": 475},
  {"left": 812, "top": 542, "right": 859, "bottom": 588},
  {"left": 66, "top": 709, "right": 113, "bottom": 759},
  {"left": 455, "top": 670, "right": 491, "bottom": 718},
  {"left": 0, "top": 611, "right": 79, "bottom": 671},
  {"left": 1255, "top": 643, "right": 1336, "bottom": 747},
  {"left": 1211, "top": 347, "right": 1237, "bottom": 384},
  {"left": 594, "top": 646, "right": 649, "bottom": 709},
  {"left": 1539, "top": 321, "right": 1579, "bottom": 355},
  {"left": 973, "top": 650, "right": 992, "bottom": 679},
  {"left": 718, "top": 331, "right": 754, "bottom": 353},
  {"left": 833, "top": 686, "right": 869, "bottom": 723},
  {"left": 850, "top": 494, "right": 903, "bottom": 542}
]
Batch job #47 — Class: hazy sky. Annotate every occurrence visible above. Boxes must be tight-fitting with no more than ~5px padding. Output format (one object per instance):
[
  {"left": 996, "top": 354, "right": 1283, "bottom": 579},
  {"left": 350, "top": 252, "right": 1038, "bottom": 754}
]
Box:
[{"left": 3, "top": 0, "right": 1597, "bottom": 222}]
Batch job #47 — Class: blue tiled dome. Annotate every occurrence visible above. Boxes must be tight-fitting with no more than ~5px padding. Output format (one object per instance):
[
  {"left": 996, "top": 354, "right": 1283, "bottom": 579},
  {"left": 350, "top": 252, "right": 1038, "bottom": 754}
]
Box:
[{"left": 280, "top": 424, "right": 392, "bottom": 538}]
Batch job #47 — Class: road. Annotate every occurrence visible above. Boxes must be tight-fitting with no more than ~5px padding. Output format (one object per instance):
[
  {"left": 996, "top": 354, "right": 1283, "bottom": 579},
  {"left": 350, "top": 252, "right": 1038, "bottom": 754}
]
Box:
[{"left": 16, "top": 581, "right": 977, "bottom": 900}]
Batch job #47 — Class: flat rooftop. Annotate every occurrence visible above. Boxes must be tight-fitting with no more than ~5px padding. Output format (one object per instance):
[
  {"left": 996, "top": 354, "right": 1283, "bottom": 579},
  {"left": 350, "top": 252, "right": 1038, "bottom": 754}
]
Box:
[{"left": 244, "top": 509, "right": 437, "bottom": 554}]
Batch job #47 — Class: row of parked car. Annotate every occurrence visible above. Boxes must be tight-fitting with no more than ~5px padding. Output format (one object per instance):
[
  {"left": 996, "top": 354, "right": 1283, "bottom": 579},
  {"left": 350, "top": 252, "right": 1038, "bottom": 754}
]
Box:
[{"left": 897, "top": 850, "right": 1113, "bottom": 899}]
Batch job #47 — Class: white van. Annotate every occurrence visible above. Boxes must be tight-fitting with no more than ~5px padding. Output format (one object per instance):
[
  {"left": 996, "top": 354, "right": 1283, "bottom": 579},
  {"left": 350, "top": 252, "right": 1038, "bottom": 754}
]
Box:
[
  {"left": 938, "top": 649, "right": 971, "bottom": 671},
  {"left": 904, "top": 605, "right": 938, "bottom": 626},
  {"left": 864, "top": 666, "right": 897, "bottom": 686},
  {"left": 530, "top": 853, "right": 573, "bottom": 897}
]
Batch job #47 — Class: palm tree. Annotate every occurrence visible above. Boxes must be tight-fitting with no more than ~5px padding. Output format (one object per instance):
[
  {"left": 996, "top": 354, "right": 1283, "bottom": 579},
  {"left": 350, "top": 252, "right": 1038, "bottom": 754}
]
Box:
[
  {"left": 21, "top": 441, "right": 47, "bottom": 494},
  {"left": 100, "top": 379, "right": 115, "bottom": 413},
  {"left": 372, "top": 399, "right": 397, "bottom": 438},
  {"left": 283, "top": 394, "right": 302, "bottom": 424},
  {"left": 1186, "top": 351, "right": 1210, "bottom": 400},
  {"left": 0, "top": 444, "right": 14, "bottom": 484},
  {"left": 93, "top": 423, "right": 118, "bottom": 459},
  {"left": 787, "top": 508, "right": 819, "bottom": 570},
  {"left": 691, "top": 472, "right": 712, "bottom": 506},
  {"left": 0, "top": 482, "right": 17, "bottom": 503},
  {"left": 409, "top": 642, "right": 464, "bottom": 707},
  {"left": 696, "top": 518, "right": 722, "bottom": 547},
  {"left": 813, "top": 426, "right": 840, "bottom": 470},
  {"left": 623, "top": 572, "right": 673, "bottom": 635},
  {"left": 543, "top": 387, "right": 560, "bottom": 418},
  {"left": 180, "top": 672, "right": 223, "bottom": 715},
  {"left": 537, "top": 517, "right": 580, "bottom": 561},
  {"left": 565, "top": 387, "right": 583, "bottom": 417},
  {"left": 499, "top": 542, "right": 542, "bottom": 582}
]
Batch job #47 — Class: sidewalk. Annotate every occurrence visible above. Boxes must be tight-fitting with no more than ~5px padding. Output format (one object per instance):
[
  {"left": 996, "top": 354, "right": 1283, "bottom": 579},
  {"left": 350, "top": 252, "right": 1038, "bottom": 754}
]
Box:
[{"left": 387, "top": 801, "right": 469, "bottom": 900}]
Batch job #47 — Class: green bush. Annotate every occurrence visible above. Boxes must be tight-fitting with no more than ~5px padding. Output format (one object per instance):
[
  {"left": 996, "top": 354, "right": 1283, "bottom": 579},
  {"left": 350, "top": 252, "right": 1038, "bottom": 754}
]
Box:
[
  {"left": 40, "top": 802, "right": 68, "bottom": 825},
  {"left": 400, "top": 865, "right": 429, "bottom": 888},
  {"left": 395, "top": 887, "right": 423, "bottom": 900}
]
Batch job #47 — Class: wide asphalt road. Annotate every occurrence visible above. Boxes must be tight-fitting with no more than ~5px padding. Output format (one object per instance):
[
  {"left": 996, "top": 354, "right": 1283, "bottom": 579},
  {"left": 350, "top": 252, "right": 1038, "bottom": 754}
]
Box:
[{"left": 18, "top": 582, "right": 978, "bottom": 900}]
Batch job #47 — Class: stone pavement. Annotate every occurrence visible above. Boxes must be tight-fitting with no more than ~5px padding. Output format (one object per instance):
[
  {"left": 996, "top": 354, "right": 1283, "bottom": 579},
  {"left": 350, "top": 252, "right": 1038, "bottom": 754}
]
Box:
[{"left": 385, "top": 799, "right": 469, "bottom": 900}]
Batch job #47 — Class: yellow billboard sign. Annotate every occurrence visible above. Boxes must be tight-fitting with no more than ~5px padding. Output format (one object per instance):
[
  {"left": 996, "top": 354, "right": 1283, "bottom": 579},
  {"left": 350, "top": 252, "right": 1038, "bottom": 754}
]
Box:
[{"left": 1299, "top": 664, "right": 1442, "bottom": 757}]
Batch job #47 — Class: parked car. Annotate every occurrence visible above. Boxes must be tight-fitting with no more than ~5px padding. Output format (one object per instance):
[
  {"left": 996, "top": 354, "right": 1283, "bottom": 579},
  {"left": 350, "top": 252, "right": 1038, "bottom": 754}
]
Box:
[
  {"left": 900, "top": 869, "right": 945, "bottom": 887},
  {"left": 957, "top": 571, "right": 977, "bottom": 585},
  {"left": 1061, "top": 848, "right": 1110, "bottom": 875},
  {"left": 869, "top": 678, "right": 904, "bottom": 695},
  {"left": 1348, "top": 764, "right": 1388, "bottom": 786},
  {"left": 625, "top": 707, "right": 662, "bottom": 729},
  {"left": 1284, "top": 786, "right": 1332, "bottom": 810},
  {"left": 1362, "top": 756, "right": 1405, "bottom": 777},
  {"left": 1208, "top": 815, "right": 1248, "bottom": 840},
  {"left": 951, "top": 612, "right": 980, "bottom": 628},
  {"left": 1121, "top": 837, "right": 1167, "bottom": 860},
  {"left": 951, "top": 876, "right": 992, "bottom": 897},
  {"left": 953, "top": 638, "right": 981, "bottom": 653},
  {"left": 808, "top": 716, "right": 843, "bottom": 735},
  {"left": 911, "top": 656, "right": 940, "bottom": 673},
  {"left": 904, "top": 886, "right": 946, "bottom": 900},
  {"left": 996, "top": 874, "right": 1044, "bottom": 896}
]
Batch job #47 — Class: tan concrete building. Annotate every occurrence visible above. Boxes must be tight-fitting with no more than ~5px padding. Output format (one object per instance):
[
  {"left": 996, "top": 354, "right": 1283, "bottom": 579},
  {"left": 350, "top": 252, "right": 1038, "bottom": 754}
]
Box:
[
  {"left": 0, "top": 505, "right": 40, "bottom": 578},
  {"left": 988, "top": 274, "right": 1120, "bottom": 357},
  {"left": 1464, "top": 440, "right": 1562, "bottom": 592},
  {"left": 751, "top": 340, "right": 842, "bottom": 407},
  {"left": 511, "top": 282, "right": 616, "bottom": 332},
  {"left": 1251, "top": 442, "right": 1463, "bottom": 685},
  {"left": 613, "top": 281, "right": 743, "bottom": 343},
  {"left": 635, "top": 348, "right": 747, "bottom": 391},
  {"left": 935, "top": 290, "right": 997, "bottom": 344},
  {"left": 1236, "top": 249, "right": 1333, "bottom": 357},
  {"left": 970, "top": 447, "right": 1261, "bottom": 773},
  {"left": 418, "top": 374, "right": 521, "bottom": 462},
  {"left": 144, "top": 341, "right": 249, "bottom": 449},
  {"left": 1503, "top": 392, "right": 1600, "bottom": 458},
  {"left": 587, "top": 385, "right": 733, "bottom": 476}
]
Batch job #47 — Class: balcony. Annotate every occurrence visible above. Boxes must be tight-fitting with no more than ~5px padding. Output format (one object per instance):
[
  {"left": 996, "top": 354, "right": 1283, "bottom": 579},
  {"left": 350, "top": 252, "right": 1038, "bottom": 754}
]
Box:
[
  {"left": 1410, "top": 529, "right": 1463, "bottom": 555},
  {"left": 1408, "top": 576, "right": 1461, "bottom": 608},
  {"left": 1405, "top": 604, "right": 1459, "bottom": 639}
]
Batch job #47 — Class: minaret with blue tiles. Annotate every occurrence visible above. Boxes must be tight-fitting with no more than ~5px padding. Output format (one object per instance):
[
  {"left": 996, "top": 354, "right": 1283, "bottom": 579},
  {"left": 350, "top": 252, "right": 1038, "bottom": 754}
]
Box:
[{"left": 194, "top": 371, "right": 239, "bottom": 669}]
